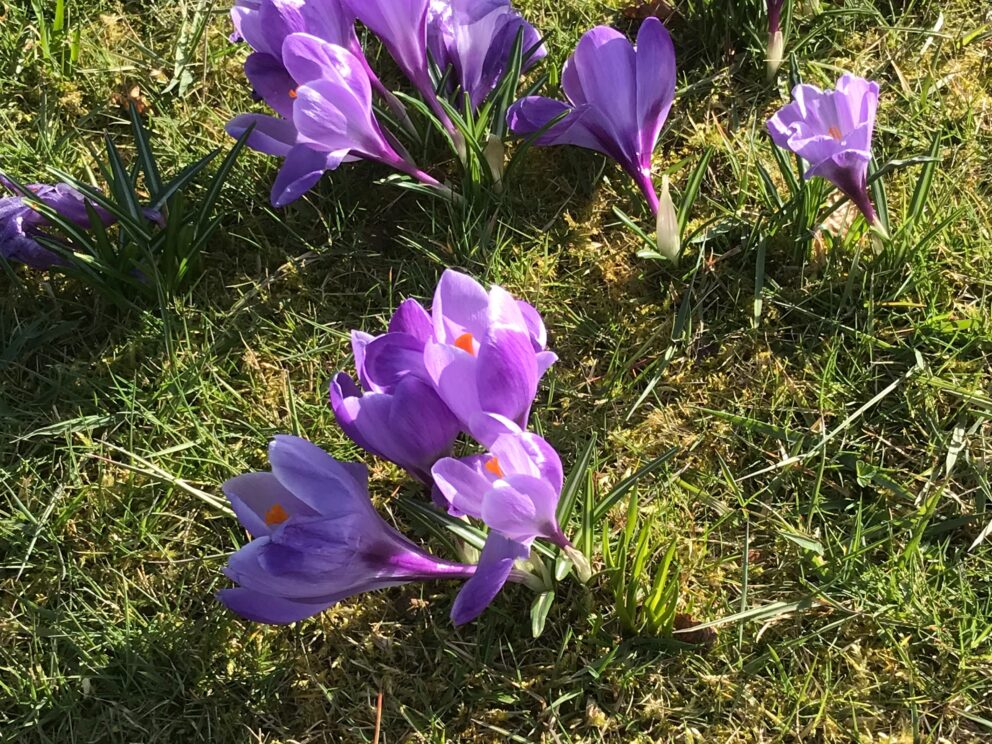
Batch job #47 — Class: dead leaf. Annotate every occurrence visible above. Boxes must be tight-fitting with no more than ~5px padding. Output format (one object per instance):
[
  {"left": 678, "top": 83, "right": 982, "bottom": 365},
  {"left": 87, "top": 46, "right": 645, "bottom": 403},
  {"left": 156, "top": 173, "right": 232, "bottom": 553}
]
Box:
[{"left": 621, "top": 1, "right": 677, "bottom": 22}]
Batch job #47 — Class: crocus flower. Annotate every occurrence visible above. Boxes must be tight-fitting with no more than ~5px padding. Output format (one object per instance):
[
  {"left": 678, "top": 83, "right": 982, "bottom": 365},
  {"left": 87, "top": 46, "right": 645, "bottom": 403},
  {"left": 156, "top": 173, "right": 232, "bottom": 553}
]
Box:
[
  {"left": 506, "top": 17, "right": 676, "bottom": 214},
  {"left": 766, "top": 0, "right": 785, "bottom": 80},
  {"left": 427, "top": 0, "right": 546, "bottom": 111},
  {"left": 0, "top": 178, "right": 113, "bottom": 269},
  {"left": 423, "top": 269, "right": 556, "bottom": 444},
  {"left": 344, "top": 0, "right": 453, "bottom": 129},
  {"left": 329, "top": 298, "right": 461, "bottom": 482},
  {"left": 432, "top": 425, "right": 568, "bottom": 547},
  {"left": 227, "top": 33, "right": 443, "bottom": 206},
  {"left": 218, "top": 435, "right": 479, "bottom": 624},
  {"left": 767, "top": 74, "right": 882, "bottom": 228}
]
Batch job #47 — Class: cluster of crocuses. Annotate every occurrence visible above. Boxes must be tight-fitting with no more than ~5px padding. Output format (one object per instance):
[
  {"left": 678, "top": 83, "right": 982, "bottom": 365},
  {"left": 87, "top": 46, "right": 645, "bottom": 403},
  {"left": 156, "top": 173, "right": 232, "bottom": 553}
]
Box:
[{"left": 218, "top": 269, "right": 589, "bottom": 626}]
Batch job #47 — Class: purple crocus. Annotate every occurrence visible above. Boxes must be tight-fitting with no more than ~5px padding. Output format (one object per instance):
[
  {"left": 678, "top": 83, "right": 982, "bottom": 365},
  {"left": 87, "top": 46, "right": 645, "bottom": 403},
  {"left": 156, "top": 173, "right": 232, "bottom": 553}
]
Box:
[
  {"left": 343, "top": 0, "right": 453, "bottom": 129},
  {"left": 427, "top": 0, "right": 546, "bottom": 111},
  {"left": 433, "top": 426, "right": 591, "bottom": 616},
  {"left": 767, "top": 74, "right": 882, "bottom": 227},
  {"left": 432, "top": 426, "right": 568, "bottom": 548},
  {"left": 228, "top": 33, "right": 443, "bottom": 206},
  {"left": 423, "top": 269, "right": 556, "bottom": 444},
  {"left": 506, "top": 17, "right": 676, "bottom": 213},
  {"left": 0, "top": 178, "right": 113, "bottom": 269},
  {"left": 219, "top": 435, "right": 535, "bottom": 626},
  {"left": 329, "top": 298, "right": 461, "bottom": 483}
]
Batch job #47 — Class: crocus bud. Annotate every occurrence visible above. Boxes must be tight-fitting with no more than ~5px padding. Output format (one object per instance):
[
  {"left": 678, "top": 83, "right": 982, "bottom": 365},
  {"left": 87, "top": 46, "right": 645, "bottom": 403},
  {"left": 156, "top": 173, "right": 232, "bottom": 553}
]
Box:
[
  {"left": 655, "top": 175, "right": 680, "bottom": 263},
  {"left": 484, "top": 134, "right": 506, "bottom": 192},
  {"left": 766, "top": 29, "right": 785, "bottom": 81}
]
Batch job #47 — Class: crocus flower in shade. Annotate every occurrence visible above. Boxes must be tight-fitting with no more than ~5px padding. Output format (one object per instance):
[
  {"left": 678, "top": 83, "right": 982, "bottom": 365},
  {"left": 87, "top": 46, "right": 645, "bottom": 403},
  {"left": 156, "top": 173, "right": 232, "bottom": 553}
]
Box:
[
  {"left": 217, "top": 435, "right": 478, "bottom": 625},
  {"left": 0, "top": 178, "right": 113, "bottom": 269},
  {"left": 423, "top": 269, "right": 557, "bottom": 443},
  {"left": 427, "top": 0, "right": 546, "bottom": 111},
  {"left": 506, "top": 17, "right": 676, "bottom": 214},
  {"left": 227, "top": 33, "right": 443, "bottom": 206},
  {"left": 767, "top": 74, "right": 883, "bottom": 228},
  {"left": 766, "top": 0, "right": 786, "bottom": 80},
  {"left": 330, "top": 298, "right": 461, "bottom": 482}
]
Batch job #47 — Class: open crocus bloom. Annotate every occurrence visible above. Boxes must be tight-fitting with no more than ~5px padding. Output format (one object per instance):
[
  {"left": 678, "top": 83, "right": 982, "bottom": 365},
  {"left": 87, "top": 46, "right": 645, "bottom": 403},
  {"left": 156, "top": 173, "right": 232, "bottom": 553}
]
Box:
[
  {"left": 330, "top": 298, "right": 461, "bottom": 482},
  {"left": 424, "top": 269, "right": 556, "bottom": 443},
  {"left": 431, "top": 423, "right": 567, "bottom": 547},
  {"left": 218, "top": 436, "right": 477, "bottom": 624},
  {"left": 0, "top": 178, "right": 114, "bottom": 269},
  {"left": 767, "top": 73, "right": 882, "bottom": 226},
  {"left": 227, "top": 4, "right": 439, "bottom": 205},
  {"left": 428, "top": 0, "right": 546, "bottom": 111},
  {"left": 506, "top": 17, "right": 676, "bottom": 213}
]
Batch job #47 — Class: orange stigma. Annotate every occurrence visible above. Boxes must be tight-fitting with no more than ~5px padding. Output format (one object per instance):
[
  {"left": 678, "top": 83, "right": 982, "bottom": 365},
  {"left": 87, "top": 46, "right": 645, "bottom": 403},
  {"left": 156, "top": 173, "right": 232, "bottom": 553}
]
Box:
[
  {"left": 828, "top": 126, "right": 842, "bottom": 141},
  {"left": 288, "top": 88, "right": 298, "bottom": 99},
  {"left": 454, "top": 332, "right": 476, "bottom": 356},
  {"left": 484, "top": 457, "right": 505, "bottom": 478},
  {"left": 264, "top": 503, "right": 289, "bottom": 526}
]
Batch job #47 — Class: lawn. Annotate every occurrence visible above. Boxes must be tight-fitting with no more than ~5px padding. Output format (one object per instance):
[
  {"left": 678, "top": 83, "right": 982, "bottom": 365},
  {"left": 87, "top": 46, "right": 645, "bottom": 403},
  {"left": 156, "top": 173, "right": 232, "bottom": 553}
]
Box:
[{"left": 2, "top": 0, "right": 992, "bottom": 741}]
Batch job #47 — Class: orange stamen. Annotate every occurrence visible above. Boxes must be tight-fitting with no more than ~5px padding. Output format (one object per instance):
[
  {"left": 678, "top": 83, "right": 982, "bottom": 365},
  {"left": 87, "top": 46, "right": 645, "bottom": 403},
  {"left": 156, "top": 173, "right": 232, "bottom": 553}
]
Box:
[
  {"left": 288, "top": 88, "right": 298, "bottom": 99},
  {"left": 454, "top": 332, "right": 476, "bottom": 356},
  {"left": 827, "top": 126, "right": 842, "bottom": 141},
  {"left": 264, "top": 503, "right": 289, "bottom": 526},
  {"left": 484, "top": 457, "right": 505, "bottom": 478}
]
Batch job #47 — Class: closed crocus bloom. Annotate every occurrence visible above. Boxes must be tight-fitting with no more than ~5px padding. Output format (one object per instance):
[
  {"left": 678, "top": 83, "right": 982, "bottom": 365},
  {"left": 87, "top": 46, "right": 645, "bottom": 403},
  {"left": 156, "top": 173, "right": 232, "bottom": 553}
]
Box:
[
  {"left": 428, "top": 0, "right": 546, "bottom": 111},
  {"left": 423, "top": 269, "right": 556, "bottom": 443},
  {"left": 343, "top": 0, "right": 453, "bottom": 128},
  {"left": 331, "top": 298, "right": 460, "bottom": 482},
  {"left": 0, "top": 178, "right": 114, "bottom": 269},
  {"left": 506, "top": 17, "right": 676, "bottom": 214},
  {"left": 329, "top": 373, "right": 461, "bottom": 483},
  {"left": 218, "top": 436, "right": 476, "bottom": 624},
  {"left": 766, "top": 0, "right": 786, "bottom": 80},
  {"left": 767, "top": 74, "right": 882, "bottom": 228}
]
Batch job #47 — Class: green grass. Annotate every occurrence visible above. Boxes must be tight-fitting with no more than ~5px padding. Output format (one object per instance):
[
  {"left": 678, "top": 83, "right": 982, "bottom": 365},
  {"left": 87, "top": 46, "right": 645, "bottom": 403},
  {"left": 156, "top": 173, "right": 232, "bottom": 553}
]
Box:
[{"left": 3, "top": 0, "right": 992, "bottom": 741}]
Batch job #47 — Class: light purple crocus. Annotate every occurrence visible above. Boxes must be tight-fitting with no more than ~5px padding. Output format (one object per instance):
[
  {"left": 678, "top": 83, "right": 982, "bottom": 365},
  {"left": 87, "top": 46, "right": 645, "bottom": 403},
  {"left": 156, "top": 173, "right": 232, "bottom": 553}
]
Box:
[
  {"left": 432, "top": 424, "right": 568, "bottom": 548},
  {"left": 228, "top": 33, "right": 443, "bottom": 206},
  {"left": 423, "top": 269, "right": 556, "bottom": 444},
  {"left": 0, "top": 177, "right": 113, "bottom": 269},
  {"left": 219, "top": 435, "right": 531, "bottom": 626},
  {"left": 767, "top": 74, "right": 882, "bottom": 227},
  {"left": 330, "top": 298, "right": 461, "bottom": 483},
  {"left": 427, "top": 0, "right": 546, "bottom": 111},
  {"left": 506, "top": 17, "right": 676, "bottom": 213}
]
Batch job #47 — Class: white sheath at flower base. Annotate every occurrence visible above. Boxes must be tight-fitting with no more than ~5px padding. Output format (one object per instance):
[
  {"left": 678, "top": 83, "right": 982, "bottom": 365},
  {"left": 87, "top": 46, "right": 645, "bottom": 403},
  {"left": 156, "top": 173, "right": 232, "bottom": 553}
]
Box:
[
  {"left": 484, "top": 134, "right": 506, "bottom": 192},
  {"left": 655, "top": 175, "right": 680, "bottom": 263},
  {"left": 767, "top": 30, "right": 785, "bottom": 81}
]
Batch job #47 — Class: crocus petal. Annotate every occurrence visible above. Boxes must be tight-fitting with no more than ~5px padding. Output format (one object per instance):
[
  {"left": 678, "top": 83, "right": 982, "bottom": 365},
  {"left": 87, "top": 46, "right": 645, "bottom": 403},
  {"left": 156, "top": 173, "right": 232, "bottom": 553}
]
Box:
[
  {"left": 431, "top": 456, "right": 492, "bottom": 517},
  {"left": 268, "top": 435, "right": 371, "bottom": 518},
  {"left": 634, "top": 18, "right": 676, "bottom": 163},
  {"left": 490, "top": 431, "right": 564, "bottom": 494},
  {"left": 244, "top": 52, "right": 296, "bottom": 117},
  {"left": 516, "top": 300, "right": 547, "bottom": 350},
  {"left": 362, "top": 332, "right": 429, "bottom": 392},
  {"left": 271, "top": 145, "right": 345, "bottom": 207},
  {"left": 217, "top": 587, "right": 333, "bottom": 624},
  {"left": 450, "top": 533, "right": 528, "bottom": 625},
  {"left": 223, "top": 471, "right": 318, "bottom": 537},
  {"left": 423, "top": 340, "right": 483, "bottom": 429},
  {"left": 480, "top": 476, "right": 559, "bottom": 545},
  {"left": 226, "top": 113, "right": 298, "bottom": 157},
  {"left": 506, "top": 97, "right": 607, "bottom": 154},
  {"left": 388, "top": 298, "right": 434, "bottom": 341},
  {"left": 432, "top": 268, "right": 491, "bottom": 343},
  {"left": 345, "top": 0, "right": 433, "bottom": 98},
  {"left": 476, "top": 326, "right": 539, "bottom": 428}
]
